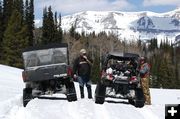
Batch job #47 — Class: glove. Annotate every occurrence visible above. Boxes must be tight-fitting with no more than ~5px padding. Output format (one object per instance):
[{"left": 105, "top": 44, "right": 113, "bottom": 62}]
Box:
[
  {"left": 73, "top": 74, "right": 78, "bottom": 82},
  {"left": 140, "top": 72, "right": 145, "bottom": 77}
]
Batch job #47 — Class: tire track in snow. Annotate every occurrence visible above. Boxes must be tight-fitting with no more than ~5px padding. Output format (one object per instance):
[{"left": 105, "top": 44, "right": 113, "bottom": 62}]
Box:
[
  {"left": 0, "top": 94, "right": 164, "bottom": 119},
  {"left": 103, "top": 102, "right": 145, "bottom": 119},
  {"left": 0, "top": 95, "right": 23, "bottom": 119},
  {"left": 66, "top": 98, "right": 110, "bottom": 119}
]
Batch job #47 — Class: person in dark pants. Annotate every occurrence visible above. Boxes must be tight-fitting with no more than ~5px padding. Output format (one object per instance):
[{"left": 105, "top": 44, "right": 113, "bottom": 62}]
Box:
[{"left": 73, "top": 49, "right": 93, "bottom": 99}]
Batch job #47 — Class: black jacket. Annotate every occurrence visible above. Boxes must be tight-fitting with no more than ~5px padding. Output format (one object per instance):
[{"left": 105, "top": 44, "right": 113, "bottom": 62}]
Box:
[{"left": 73, "top": 56, "right": 92, "bottom": 77}]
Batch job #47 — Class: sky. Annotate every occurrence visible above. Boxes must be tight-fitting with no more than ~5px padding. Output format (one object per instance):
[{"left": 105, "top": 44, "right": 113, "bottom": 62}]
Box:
[{"left": 34, "top": 0, "right": 180, "bottom": 25}]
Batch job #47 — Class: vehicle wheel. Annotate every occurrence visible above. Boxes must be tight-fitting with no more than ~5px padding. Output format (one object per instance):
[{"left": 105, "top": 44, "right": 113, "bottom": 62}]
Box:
[
  {"left": 66, "top": 81, "right": 77, "bottom": 102},
  {"left": 128, "top": 98, "right": 134, "bottom": 105},
  {"left": 95, "top": 81, "right": 106, "bottom": 104},
  {"left": 134, "top": 88, "right": 145, "bottom": 108},
  {"left": 23, "top": 88, "right": 32, "bottom": 107}
]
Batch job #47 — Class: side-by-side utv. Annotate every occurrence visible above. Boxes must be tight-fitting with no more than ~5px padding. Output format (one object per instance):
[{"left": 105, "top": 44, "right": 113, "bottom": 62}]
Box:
[
  {"left": 22, "top": 43, "right": 77, "bottom": 107},
  {"left": 95, "top": 52, "right": 145, "bottom": 107}
]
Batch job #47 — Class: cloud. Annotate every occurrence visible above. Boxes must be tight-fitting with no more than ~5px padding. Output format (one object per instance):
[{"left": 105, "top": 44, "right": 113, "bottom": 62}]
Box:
[
  {"left": 143, "top": 0, "right": 180, "bottom": 6},
  {"left": 34, "top": 19, "right": 42, "bottom": 28},
  {"left": 35, "top": 0, "right": 135, "bottom": 15}
]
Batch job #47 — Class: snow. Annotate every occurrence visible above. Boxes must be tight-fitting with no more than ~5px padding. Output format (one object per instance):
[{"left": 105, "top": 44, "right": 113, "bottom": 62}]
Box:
[
  {"left": 0, "top": 64, "right": 180, "bottom": 119},
  {"left": 0, "top": 65, "right": 24, "bottom": 102},
  {"left": 61, "top": 9, "right": 180, "bottom": 44}
]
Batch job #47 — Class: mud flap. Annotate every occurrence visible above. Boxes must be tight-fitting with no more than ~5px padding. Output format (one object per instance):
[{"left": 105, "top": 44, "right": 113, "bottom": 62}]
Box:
[
  {"left": 23, "top": 88, "right": 33, "bottom": 107},
  {"left": 134, "top": 88, "right": 145, "bottom": 108},
  {"left": 95, "top": 81, "right": 106, "bottom": 104},
  {"left": 66, "top": 80, "right": 77, "bottom": 101}
]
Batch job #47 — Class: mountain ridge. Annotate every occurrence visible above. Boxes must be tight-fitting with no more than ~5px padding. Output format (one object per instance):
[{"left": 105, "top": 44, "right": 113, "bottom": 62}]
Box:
[{"left": 61, "top": 8, "right": 180, "bottom": 43}]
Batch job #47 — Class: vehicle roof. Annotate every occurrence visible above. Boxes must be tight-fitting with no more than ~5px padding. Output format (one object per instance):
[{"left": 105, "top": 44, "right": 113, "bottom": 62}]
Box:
[
  {"left": 23, "top": 43, "right": 68, "bottom": 52},
  {"left": 107, "top": 52, "right": 139, "bottom": 60}
]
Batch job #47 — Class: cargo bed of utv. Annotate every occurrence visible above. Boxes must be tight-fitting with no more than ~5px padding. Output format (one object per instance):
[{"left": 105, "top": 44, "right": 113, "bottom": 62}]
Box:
[{"left": 95, "top": 52, "right": 145, "bottom": 108}]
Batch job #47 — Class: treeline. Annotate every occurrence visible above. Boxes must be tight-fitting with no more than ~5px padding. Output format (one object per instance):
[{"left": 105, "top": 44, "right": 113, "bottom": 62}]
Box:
[
  {"left": 0, "top": 0, "right": 34, "bottom": 68},
  {"left": 0, "top": 0, "right": 62, "bottom": 68},
  {"left": 147, "top": 38, "right": 180, "bottom": 88}
]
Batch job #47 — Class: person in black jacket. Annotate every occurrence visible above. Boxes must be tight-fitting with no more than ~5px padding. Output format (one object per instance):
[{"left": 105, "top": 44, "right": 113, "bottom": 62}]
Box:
[{"left": 73, "top": 49, "right": 93, "bottom": 99}]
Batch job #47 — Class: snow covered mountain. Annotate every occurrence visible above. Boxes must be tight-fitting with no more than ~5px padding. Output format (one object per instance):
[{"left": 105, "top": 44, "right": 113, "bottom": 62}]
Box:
[
  {"left": 1, "top": 64, "right": 180, "bottom": 119},
  {"left": 61, "top": 8, "right": 180, "bottom": 43}
]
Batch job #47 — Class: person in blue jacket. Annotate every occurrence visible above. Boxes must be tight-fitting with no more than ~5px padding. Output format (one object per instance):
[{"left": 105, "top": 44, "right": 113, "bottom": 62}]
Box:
[{"left": 139, "top": 56, "right": 151, "bottom": 105}]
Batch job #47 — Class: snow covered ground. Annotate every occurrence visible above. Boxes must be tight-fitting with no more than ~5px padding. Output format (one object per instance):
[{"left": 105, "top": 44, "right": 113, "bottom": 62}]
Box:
[{"left": 0, "top": 64, "right": 180, "bottom": 119}]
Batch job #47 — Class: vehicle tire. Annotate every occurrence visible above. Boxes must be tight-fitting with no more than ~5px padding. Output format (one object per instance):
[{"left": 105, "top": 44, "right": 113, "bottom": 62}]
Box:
[
  {"left": 66, "top": 81, "right": 77, "bottom": 102},
  {"left": 23, "top": 88, "right": 32, "bottom": 107},
  {"left": 128, "top": 98, "right": 134, "bottom": 105},
  {"left": 134, "top": 88, "right": 145, "bottom": 108},
  {"left": 95, "top": 81, "right": 106, "bottom": 104}
]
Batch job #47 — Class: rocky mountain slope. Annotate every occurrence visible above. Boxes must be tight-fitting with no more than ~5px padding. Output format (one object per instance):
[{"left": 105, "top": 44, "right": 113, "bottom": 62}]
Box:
[{"left": 61, "top": 8, "right": 180, "bottom": 43}]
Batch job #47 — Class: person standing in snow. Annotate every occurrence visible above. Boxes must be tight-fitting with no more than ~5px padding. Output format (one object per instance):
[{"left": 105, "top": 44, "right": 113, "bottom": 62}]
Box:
[
  {"left": 73, "top": 49, "right": 93, "bottom": 99},
  {"left": 139, "top": 56, "right": 151, "bottom": 105}
]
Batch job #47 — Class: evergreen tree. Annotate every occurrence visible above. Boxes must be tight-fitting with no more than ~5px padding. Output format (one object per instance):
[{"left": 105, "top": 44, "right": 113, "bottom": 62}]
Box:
[
  {"left": 69, "top": 25, "right": 76, "bottom": 38},
  {"left": 25, "top": 0, "right": 29, "bottom": 21},
  {"left": 90, "top": 52, "right": 100, "bottom": 83},
  {"left": 150, "top": 54, "right": 161, "bottom": 88},
  {"left": 149, "top": 38, "right": 158, "bottom": 51},
  {"left": 158, "top": 58, "right": 176, "bottom": 88},
  {"left": 69, "top": 25, "right": 80, "bottom": 40},
  {"left": 28, "top": 0, "right": 34, "bottom": 45},
  {"left": 138, "top": 40, "right": 142, "bottom": 48},
  {"left": 2, "top": 10, "right": 29, "bottom": 68},
  {"left": 3, "top": 0, "right": 13, "bottom": 29},
  {"left": 54, "top": 12, "right": 58, "bottom": 28},
  {"left": 150, "top": 48, "right": 177, "bottom": 89},
  {"left": 13, "top": 0, "right": 24, "bottom": 18},
  {"left": 46, "top": 6, "right": 56, "bottom": 43},
  {"left": 0, "top": 1, "right": 3, "bottom": 60},
  {"left": 42, "top": 7, "right": 48, "bottom": 44},
  {"left": 58, "top": 13, "right": 63, "bottom": 41},
  {"left": 53, "top": 12, "right": 62, "bottom": 43},
  {"left": 59, "top": 13, "right": 61, "bottom": 26},
  {"left": 42, "top": 6, "right": 61, "bottom": 44},
  {"left": 46, "top": 6, "right": 55, "bottom": 42},
  {"left": 160, "top": 40, "right": 163, "bottom": 49},
  {"left": 0, "top": 1, "right": 3, "bottom": 41},
  {"left": 25, "top": 0, "right": 34, "bottom": 46}
]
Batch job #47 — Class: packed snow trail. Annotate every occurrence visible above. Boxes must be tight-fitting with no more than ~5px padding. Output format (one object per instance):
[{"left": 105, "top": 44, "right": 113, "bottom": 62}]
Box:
[
  {"left": 0, "top": 64, "right": 180, "bottom": 119},
  {"left": 9, "top": 95, "right": 162, "bottom": 119}
]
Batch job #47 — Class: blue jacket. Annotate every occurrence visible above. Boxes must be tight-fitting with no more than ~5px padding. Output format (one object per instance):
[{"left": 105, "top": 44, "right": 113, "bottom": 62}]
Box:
[{"left": 139, "top": 63, "right": 150, "bottom": 78}]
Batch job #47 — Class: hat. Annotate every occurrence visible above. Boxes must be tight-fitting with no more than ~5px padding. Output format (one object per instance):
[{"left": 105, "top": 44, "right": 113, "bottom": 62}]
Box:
[
  {"left": 80, "top": 49, "right": 86, "bottom": 54},
  {"left": 140, "top": 57, "right": 145, "bottom": 60},
  {"left": 140, "top": 56, "right": 146, "bottom": 62}
]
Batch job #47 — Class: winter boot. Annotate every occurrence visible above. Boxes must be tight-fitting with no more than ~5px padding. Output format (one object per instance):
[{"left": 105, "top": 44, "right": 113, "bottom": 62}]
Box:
[
  {"left": 80, "top": 86, "right": 84, "bottom": 98},
  {"left": 87, "top": 86, "right": 92, "bottom": 99}
]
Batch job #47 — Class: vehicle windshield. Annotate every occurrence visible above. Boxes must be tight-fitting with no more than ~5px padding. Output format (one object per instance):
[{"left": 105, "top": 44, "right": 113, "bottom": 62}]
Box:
[{"left": 22, "top": 47, "right": 67, "bottom": 68}]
